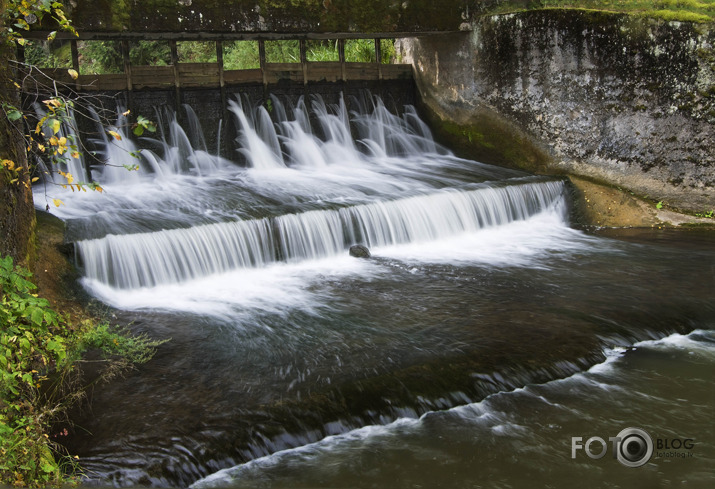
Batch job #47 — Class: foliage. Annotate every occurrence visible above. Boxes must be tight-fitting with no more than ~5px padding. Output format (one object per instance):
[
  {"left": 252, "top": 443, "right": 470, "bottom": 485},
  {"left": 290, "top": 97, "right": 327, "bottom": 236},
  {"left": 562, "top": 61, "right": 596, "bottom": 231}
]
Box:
[
  {"left": 0, "top": 255, "right": 167, "bottom": 487},
  {"left": 223, "top": 41, "right": 261, "bottom": 70},
  {"left": 1, "top": 0, "right": 77, "bottom": 46},
  {"left": 129, "top": 40, "right": 171, "bottom": 66},
  {"left": 77, "top": 40, "right": 123, "bottom": 74},
  {"left": 0, "top": 254, "right": 73, "bottom": 487},
  {"left": 177, "top": 41, "right": 216, "bottom": 63},
  {"left": 1, "top": 93, "right": 107, "bottom": 198}
]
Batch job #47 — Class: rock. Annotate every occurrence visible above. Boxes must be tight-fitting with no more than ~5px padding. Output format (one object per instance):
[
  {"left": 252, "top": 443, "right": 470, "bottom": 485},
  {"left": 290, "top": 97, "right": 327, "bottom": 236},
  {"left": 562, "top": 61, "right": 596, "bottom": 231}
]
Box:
[{"left": 349, "top": 244, "right": 371, "bottom": 258}]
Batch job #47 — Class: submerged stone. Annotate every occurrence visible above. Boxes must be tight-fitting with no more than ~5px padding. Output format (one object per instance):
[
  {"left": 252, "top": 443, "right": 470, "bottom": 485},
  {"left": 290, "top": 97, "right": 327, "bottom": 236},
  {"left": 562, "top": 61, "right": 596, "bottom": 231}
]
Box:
[{"left": 349, "top": 245, "right": 371, "bottom": 258}]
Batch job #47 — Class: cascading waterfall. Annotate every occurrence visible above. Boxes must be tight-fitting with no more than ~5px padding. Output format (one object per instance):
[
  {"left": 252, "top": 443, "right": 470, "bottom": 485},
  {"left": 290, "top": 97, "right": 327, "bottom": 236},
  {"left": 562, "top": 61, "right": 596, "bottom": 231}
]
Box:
[{"left": 76, "top": 180, "right": 566, "bottom": 289}]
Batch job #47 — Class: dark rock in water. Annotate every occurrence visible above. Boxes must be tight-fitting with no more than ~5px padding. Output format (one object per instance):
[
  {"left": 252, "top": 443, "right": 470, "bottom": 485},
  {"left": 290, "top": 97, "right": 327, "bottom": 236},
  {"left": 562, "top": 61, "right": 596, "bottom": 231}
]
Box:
[{"left": 349, "top": 245, "right": 371, "bottom": 258}]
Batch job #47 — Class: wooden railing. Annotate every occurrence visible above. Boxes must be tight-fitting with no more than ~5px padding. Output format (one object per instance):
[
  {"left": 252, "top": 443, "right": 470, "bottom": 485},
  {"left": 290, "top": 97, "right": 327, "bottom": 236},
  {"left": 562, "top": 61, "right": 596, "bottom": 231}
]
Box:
[{"left": 26, "top": 38, "right": 412, "bottom": 93}]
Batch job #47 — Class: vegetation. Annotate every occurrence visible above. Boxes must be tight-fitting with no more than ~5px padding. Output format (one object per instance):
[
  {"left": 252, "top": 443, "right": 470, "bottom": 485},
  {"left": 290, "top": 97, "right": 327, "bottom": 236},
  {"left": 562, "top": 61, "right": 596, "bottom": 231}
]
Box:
[
  {"left": 0, "top": 255, "right": 167, "bottom": 487},
  {"left": 484, "top": 0, "right": 715, "bottom": 22}
]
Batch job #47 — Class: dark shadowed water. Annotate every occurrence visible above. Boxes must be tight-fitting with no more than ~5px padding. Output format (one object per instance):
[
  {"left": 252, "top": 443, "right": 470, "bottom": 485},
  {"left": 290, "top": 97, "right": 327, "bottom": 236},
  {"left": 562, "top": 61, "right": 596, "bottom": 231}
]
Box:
[{"left": 35, "top": 94, "right": 714, "bottom": 488}]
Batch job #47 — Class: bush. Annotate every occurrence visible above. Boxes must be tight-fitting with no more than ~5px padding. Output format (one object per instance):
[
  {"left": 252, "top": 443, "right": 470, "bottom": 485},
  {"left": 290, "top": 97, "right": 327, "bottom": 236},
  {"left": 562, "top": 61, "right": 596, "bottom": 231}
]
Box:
[{"left": 0, "top": 255, "right": 167, "bottom": 487}]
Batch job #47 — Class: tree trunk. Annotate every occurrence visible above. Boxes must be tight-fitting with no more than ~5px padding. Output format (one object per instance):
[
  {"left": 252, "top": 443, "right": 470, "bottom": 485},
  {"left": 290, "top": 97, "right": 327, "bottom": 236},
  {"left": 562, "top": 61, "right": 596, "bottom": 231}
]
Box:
[{"left": 1, "top": 21, "right": 37, "bottom": 268}]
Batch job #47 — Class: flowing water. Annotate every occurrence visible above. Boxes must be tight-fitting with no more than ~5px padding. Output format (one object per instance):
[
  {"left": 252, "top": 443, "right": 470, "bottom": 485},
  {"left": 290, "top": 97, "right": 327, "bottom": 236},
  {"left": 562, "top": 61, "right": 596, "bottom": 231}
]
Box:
[{"left": 35, "top": 93, "right": 714, "bottom": 488}]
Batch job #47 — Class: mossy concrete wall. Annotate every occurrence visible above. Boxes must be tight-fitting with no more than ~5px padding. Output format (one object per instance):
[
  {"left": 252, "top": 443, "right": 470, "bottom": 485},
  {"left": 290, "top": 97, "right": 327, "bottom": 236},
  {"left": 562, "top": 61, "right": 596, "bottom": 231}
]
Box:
[
  {"left": 404, "top": 10, "right": 714, "bottom": 212},
  {"left": 65, "top": 0, "right": 469, "bottom": 34}
]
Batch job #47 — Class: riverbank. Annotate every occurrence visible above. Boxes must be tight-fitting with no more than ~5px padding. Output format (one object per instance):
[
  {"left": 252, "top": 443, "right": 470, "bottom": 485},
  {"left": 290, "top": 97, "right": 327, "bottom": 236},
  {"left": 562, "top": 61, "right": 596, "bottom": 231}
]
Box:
[{"left": 0, "top": 211, "right": 166, "bottom": 488}]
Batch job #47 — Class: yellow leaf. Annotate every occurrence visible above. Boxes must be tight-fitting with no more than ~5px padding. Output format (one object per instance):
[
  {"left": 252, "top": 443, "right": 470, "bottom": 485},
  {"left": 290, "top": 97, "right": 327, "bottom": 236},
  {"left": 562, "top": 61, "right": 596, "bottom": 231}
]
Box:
[
  {"left": 71, "top": 151, "right": 80, "bottom": 159},
  {"left": 31, "top": 177, "right": 39, "bottom": 182},
  {"left": 107, "top": 130, "right": 122, "bottom": 141},
  {"left": 51, "top": 119, "right": 61, "bottom": 134},
  {"left": 52, "top": 199, "right": 64, "bottom": 207},
  {"left": 122, "top": 109, "right": 131, "bottom": 116},
  {"left": 64, "top": 172, "right": 74, "bottom": 184},
  {"left": 68, "top": 69, "right": 79, "bottom": 80},
  {"left": 95, "top": 185, "right": 104, "bottom": 193}
]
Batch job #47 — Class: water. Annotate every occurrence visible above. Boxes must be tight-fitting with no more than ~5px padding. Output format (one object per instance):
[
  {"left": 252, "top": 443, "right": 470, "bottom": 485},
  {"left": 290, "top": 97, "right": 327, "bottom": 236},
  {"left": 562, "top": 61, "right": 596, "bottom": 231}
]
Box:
[{"left": 35, "top": 93, "right": 715, "bottom": 488}]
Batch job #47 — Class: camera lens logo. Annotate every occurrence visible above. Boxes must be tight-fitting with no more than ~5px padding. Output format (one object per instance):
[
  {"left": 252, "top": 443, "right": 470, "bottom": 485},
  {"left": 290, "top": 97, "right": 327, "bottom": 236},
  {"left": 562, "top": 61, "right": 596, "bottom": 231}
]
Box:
[{"left": 616, "top": 427, "right": 653, "bottom": 468}]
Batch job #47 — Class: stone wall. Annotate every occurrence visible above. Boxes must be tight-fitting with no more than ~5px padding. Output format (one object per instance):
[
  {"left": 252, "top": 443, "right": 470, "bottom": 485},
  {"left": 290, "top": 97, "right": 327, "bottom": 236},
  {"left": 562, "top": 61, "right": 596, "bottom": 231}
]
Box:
[{"left": 405, "top": 10, "right": 714, "bottom": 212}]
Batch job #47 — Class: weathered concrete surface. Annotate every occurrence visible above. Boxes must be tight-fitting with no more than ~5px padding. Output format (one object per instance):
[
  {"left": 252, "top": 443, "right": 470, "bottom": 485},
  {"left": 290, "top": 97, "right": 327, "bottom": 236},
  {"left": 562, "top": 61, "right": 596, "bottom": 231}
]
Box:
[
  {"left": 405, "top": 10, "right": 715, "bottom": 214},
  {"left": 64, "top": 0, "right": 469, "bottom": 34}
]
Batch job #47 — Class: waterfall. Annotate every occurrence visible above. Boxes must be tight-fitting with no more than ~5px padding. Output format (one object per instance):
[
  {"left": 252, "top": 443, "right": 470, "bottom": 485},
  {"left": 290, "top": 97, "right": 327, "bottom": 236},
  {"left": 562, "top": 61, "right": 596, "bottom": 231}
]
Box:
[{"left": 76, "top": 180, "right": 566, "bottom": 289}]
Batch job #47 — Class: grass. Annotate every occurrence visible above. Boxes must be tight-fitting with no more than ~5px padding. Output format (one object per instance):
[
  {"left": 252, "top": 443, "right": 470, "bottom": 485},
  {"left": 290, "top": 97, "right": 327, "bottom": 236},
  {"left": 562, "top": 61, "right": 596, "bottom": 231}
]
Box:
[{"left": 483, "top": 0, "right": 715, "bottom": 22}]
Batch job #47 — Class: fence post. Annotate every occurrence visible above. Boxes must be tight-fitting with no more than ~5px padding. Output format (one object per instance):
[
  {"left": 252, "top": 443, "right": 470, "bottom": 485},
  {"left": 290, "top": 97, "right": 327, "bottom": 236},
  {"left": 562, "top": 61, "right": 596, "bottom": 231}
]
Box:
[
  {"left": 338, "top": 39, "right": 346, "bottom": 82},
  {"left": 375, "top": 39, "right": 382, "bottom": 81},
  {"left": 300, "top": 39, "right": 308, "bottom": 85}
]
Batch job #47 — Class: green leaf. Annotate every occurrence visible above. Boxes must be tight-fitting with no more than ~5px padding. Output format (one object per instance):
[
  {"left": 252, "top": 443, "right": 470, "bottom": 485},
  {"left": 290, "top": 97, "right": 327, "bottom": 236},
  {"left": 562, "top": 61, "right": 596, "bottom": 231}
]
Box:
[
  {"left": 44, "top": 311, "right": 56, "bottom": 325},
  {"left": 49, "top": 118, "right": 61, "bottom": 134},
  {"left": 6, "top": 109, "right": 22, "bottom": 121},
  {"left": 30, "top": 307, "right": 44, "bottom": 326}
]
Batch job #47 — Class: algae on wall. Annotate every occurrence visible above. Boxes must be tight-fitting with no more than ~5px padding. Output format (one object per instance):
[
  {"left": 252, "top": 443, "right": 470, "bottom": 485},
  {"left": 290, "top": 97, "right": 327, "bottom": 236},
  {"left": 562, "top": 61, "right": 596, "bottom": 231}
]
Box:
[{"left": 406, "top": 10, "right": 714, "bottom": 212}]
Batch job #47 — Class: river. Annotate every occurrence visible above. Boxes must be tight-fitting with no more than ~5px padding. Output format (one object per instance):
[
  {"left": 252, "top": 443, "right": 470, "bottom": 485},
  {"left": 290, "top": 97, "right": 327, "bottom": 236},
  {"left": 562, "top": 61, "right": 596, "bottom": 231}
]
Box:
[{"left": 35, "top": 93, "right": 714, "bottom": 488}]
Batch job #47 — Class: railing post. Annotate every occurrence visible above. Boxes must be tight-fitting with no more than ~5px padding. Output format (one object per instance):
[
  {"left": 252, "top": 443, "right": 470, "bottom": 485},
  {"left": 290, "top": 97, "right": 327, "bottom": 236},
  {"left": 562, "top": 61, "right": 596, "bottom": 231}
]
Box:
[
  {"left": 300, "top": 39, "right": 308, "bottom": 85},
  {"left": 216, "top": 40, "right": 225, "bottom": 89},
  {"left": 121, "top": 40, "right": 133, "bottom": 91},
  {"left": 338, "top": 39, "right": 346, "bottom": 82},
  {"left": 216, "top": 40, "right": 227, "bottom": 155},
  {"left": 170, "top": 40, "right": 181, "bottom": 108},
  {"left": 70, "top": 39, "right": 80, "bottom": 89},
  {"left": 375, "top": 38, "right": 383, "bottom": 81},
  {"left": 258, "top": 40, "right": 267, "bottom": 88}
]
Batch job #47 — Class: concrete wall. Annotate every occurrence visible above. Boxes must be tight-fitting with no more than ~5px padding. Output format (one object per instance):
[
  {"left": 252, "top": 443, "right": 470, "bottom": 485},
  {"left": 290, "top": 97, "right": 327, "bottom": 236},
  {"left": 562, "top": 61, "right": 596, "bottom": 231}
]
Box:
[{"left": 405, "top": 10, "right": 714, "bottom": 212}]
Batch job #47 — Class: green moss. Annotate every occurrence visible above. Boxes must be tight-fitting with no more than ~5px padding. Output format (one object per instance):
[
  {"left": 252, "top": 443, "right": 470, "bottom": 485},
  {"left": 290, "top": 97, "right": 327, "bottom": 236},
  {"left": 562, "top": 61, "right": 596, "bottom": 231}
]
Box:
[
  {"left": 644, "top": 8, "right": 712, "bottom": 21},
  {"left": 481, "top": 1, "right": 715, "bottom": 23},
  {"left": 421, "top": 103, "right": 554, "bottom": 174}
]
